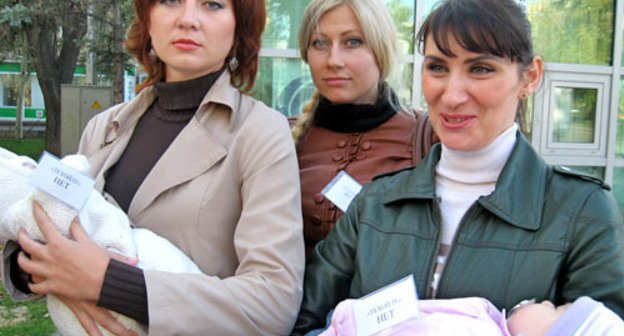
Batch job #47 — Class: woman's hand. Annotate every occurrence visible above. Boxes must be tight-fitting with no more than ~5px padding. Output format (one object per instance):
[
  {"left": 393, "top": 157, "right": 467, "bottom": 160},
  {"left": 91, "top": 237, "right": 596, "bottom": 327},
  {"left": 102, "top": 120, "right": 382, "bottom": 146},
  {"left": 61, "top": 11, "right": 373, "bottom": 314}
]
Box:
[
  {"left": 17, "top": 201, "right": 111, "bottom": 301},
  {"left": 59, "top": 295, "right": 139, "bottom": 336}
]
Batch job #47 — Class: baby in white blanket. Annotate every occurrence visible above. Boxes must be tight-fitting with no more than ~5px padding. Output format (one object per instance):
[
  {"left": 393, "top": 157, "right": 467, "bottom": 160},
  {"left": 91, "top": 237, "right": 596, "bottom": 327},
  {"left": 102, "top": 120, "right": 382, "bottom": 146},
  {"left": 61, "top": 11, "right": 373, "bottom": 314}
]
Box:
[{"left": 0, "top": 147, "right": 200, "bottom": 336}]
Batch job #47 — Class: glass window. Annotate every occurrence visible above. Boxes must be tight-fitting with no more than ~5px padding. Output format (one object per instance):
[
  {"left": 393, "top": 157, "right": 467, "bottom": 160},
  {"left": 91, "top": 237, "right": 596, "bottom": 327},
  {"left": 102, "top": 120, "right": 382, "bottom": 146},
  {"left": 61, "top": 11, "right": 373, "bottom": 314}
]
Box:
[
  {"left": 612, "top": 168, "right": 624, "bottom": 214},
  {"left": 527, "top": 0, "right": 613, "bottom": 65},
  {"left": 263, "top": 0, "right": 310, "bottom": 49},
  {"left": 617, "top": 77, "right": 624, "bottom": 157},
  {"left": 389, "top": 61, "right": 414, "bottom": 107},
  {"left": 423, "top": 0, "right": 440, "bottom": 15},
  {"left": 552, "top": 87, "right": 597, "bottom": 144},
  {"left": 253, "top": 57, "right": 314, "bottom": 117},
  {"left": 386, "top": 0, "right": 416, "bottom": 54},
  {"left": 253, "top": 58, "right": 414, "bottom": 117},
  {"left": 262, "top": 0, "right": 415, "bottom": 54},
  {"left": 1, "top": 74, "right": 31, "bottom": 107}
]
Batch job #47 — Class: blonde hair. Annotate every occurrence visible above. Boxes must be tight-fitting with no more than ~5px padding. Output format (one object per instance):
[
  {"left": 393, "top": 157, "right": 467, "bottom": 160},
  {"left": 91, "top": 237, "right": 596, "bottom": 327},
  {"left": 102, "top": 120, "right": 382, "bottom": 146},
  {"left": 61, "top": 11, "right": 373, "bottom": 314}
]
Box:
[{"left": 292, "top": 0, "right": 399, "bottom": 145}]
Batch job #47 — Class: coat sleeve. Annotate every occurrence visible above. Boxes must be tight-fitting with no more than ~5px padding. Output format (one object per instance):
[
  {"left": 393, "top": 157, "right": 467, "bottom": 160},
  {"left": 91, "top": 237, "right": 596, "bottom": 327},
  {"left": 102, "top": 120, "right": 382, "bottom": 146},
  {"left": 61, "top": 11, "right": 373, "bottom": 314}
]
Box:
[
  {"left": 292, "top": 191, "right": 363, "bottom": 336},
  {"left": 143, "top": 112, "right": 305, "bottom": 335},
  {"left": 561, "top": 186, "right": 624, "bottom": 318}
]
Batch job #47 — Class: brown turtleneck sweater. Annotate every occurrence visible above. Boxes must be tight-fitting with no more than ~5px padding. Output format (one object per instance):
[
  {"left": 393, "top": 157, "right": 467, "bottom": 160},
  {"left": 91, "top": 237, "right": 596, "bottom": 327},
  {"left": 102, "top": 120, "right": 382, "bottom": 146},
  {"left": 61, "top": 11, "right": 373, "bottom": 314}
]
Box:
[{"left": 97, "top": 69, "right": 223, "bottom": 324}]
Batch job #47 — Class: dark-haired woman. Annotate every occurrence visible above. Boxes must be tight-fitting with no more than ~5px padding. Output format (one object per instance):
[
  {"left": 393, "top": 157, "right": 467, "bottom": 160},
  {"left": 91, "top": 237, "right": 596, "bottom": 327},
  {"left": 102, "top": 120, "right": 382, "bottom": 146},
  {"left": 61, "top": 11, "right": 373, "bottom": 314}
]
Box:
[
  {"left": 292, "top": 0, "right": 624, "bottom": 334},
  {"left": 8, "top": 0, "right": 304, "bottom": 335}
]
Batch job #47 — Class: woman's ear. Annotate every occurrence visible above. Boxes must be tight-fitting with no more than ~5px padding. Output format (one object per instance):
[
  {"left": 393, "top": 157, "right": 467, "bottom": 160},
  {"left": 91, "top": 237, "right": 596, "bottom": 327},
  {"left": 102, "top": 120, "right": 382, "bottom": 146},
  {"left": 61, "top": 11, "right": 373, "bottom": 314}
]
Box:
[{"left": 523, "top": 56, "right": 543, "bottom": 95}]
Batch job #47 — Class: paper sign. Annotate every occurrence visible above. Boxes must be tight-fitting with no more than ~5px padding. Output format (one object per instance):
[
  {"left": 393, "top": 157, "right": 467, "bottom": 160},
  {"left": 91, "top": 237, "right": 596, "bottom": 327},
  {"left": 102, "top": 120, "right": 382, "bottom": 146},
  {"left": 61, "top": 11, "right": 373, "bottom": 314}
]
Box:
[
  {"left": 321, "top": 170, "right": 362, "bottom": 212},
  {"left": 30, "top": 152, "right": 95, "bottom": 211},
  {"left": 352, "top": 275, "right": 420, "bottom": 336}
]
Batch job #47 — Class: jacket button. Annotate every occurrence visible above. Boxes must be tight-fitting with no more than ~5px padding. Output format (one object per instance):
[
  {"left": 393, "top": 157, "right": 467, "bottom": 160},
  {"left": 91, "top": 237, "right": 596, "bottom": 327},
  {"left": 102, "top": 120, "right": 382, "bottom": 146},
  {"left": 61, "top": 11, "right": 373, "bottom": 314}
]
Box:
[
  {"left": 332, "top": 153, "right": 343, "bottom": 161},
  {"left": 337, "top": 140, "right": 347, "bottom": 148},
  {"left": 314, "top": 194, "right": 325, "bottom": 204},
  {"left": 361, "top": 142, "right": 372, "bottom": 151},
  {"left": 311, "top": 215, "right": 322, "bottom": 226}
]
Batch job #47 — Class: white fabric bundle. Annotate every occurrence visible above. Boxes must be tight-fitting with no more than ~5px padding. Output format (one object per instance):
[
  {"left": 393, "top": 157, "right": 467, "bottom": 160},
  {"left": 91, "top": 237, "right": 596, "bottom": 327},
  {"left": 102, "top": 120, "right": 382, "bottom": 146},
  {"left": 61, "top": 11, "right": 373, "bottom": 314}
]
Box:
[{"left": 0, "top": 147, "right": 201, "bottom": 336}]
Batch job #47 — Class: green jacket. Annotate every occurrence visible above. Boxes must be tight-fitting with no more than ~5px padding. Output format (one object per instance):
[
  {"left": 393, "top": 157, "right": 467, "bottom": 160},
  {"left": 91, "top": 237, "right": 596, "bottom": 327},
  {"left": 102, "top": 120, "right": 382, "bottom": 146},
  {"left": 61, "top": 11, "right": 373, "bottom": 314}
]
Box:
[{"left": 293, "top": 132, "right": 624, "bottom": 335}]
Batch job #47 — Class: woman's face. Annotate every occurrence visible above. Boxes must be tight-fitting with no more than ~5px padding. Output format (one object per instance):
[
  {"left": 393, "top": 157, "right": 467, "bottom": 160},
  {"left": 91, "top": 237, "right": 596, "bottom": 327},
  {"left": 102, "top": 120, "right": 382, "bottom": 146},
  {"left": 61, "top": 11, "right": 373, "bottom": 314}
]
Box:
[
  {"left": 149, "top": 0, "right": 235, "bottom": 82},
  {"left": 422, "top": 34, "right": 541, "bottom": 151},
  {"left": 306, "top": 4, "right": 380, "bottom": 105}
]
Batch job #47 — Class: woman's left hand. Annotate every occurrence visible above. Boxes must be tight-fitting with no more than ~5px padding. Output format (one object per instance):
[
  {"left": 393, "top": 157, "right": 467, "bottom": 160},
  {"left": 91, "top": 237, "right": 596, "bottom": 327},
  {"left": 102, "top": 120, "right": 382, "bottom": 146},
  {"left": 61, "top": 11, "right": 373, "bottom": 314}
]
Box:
[{"left": 17, "top": 201, "right": 110, "bottom": 301}]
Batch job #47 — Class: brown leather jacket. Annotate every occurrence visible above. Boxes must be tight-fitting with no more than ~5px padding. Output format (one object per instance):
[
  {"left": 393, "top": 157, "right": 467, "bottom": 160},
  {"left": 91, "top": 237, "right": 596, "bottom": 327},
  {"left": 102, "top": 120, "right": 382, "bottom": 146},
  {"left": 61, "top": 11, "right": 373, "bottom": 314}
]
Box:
[{"left": 296, "top": 111, "right": 436, "bottom": 256}]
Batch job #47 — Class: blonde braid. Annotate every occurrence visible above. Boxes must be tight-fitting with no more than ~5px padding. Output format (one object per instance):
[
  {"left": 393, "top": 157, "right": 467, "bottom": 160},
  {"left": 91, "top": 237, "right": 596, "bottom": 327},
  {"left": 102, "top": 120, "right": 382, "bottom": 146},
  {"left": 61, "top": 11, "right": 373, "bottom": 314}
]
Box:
[{"left": 292, "top": 91, "right": 322, "bottom": 146}]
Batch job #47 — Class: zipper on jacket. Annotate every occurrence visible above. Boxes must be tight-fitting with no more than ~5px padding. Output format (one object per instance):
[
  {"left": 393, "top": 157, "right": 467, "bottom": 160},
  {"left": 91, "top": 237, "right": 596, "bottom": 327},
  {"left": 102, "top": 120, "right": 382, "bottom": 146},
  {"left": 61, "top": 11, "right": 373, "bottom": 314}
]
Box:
[
  {"left": 424, "top": 197, "right": 443, "bottom": 299},
  {"left": 435, "top": 201, "right": 480, "bottom": 298}
]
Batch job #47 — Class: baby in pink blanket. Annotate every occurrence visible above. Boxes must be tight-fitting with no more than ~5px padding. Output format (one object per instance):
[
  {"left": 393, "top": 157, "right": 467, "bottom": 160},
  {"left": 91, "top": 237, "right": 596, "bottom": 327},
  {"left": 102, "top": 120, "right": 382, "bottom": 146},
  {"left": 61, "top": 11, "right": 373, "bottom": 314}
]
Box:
[{"left": 318, "top": 296, "right": 624, "bottom": 336}]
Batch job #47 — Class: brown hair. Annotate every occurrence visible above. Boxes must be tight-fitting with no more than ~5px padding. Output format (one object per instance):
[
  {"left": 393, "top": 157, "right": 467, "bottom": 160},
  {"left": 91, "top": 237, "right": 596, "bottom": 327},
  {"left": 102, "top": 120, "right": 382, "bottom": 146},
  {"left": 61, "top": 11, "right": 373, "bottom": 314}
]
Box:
[{"left": 125, "top": 0, "right": 266, "bottom": 93}]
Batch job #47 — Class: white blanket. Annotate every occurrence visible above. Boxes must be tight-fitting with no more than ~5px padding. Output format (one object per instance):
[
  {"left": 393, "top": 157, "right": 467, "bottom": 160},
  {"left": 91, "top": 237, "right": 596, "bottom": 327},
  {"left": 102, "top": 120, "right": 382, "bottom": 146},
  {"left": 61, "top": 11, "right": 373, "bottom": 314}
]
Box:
[{"left": 0, "top": 147, "right": 201, "bottom": 336}]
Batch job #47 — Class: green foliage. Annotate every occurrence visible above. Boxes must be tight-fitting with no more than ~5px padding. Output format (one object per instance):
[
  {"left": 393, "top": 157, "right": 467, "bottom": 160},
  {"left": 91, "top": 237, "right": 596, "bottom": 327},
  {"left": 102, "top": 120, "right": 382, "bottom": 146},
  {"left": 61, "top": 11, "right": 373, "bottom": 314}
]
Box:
[
  {"left": 386, "top": 0, "right": 415, "bottom": 54},
  {"left": 0, "top": 2, "right": 29, "bottom": 56},
  {"left": 528, "top": 0, "right": 614, "bottom": 65},
  {"left": 262, "top": 0, "right": 415, "bottom": 54},
  {"left": 81, "top": 0, "right": 135, "bottom": 82},
  {"left": 0, "top": 283, "right": 55, "bottom": 336},
  {"left": 0, "top": 137, "right": 45, "bottom": 161},
  {"left": 0, "top": 0, "right": 136, "bottom": 84},
  {"left": 1, "top": 0, "right": 82, "bottom": 28},
  {"left": 0, "top": 4, "right": 32, "bottom": 27},
  {"left": 263, "top": 0, "right": 308, "bottom": 49}
]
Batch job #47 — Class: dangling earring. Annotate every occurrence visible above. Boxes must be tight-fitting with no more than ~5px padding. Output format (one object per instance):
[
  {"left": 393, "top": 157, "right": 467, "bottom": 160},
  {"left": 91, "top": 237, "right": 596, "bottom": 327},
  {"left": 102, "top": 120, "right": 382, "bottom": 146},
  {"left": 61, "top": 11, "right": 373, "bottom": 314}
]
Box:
[{"left": 229, "top": 55, "right": 239, "bottom": 70}]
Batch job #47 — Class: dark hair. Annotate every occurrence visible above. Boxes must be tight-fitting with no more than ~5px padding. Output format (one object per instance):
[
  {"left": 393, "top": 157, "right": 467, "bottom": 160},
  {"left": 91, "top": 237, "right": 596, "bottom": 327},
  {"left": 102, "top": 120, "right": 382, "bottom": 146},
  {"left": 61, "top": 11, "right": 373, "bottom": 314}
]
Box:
[
  {"left": 416, "top": 0, "right": 534, "bottom": 69},
  {"left": 125, "top": 0, "right": 266, "bottom": 93},
  {"left": 416, "top": 0, "right": 536, "bottom": 131}
]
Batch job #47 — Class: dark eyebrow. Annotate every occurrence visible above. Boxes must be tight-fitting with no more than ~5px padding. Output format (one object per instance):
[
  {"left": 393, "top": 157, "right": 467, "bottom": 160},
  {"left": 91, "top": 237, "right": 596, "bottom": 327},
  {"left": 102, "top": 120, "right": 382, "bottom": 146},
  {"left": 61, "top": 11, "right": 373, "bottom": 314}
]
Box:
[
  {"left": 424, "top": 55, "right": 445, "bottom": 62},
  {"left": 424, "top": 54, "right": 505, "bottom": 65},
  {"left": 466, "top": 54, "right": 504, "bottom": 64}
]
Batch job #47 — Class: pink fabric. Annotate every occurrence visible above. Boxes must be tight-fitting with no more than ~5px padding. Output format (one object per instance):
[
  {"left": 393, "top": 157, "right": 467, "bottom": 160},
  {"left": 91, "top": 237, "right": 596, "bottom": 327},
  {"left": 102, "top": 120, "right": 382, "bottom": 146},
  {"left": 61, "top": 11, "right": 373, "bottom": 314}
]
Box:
[{"left": 319, "top": 297, "right": 511, "bottom": 336}]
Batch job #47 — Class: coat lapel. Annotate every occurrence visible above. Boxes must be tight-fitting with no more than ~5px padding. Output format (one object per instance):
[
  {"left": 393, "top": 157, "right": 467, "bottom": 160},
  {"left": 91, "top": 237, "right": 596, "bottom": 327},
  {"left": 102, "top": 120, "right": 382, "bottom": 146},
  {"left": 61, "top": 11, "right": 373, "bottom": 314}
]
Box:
[
  {"left": 88, "top": 88, "right": 157, "bottom": 191},
  {"left": 127, "top": 109, "right": 228, "bottom": 218},
  {"left": 479, "top": 132, "right": 547, "bottom": 230},
  {"left": 90, "top": 71, "right": 237, "bottom": 217}
]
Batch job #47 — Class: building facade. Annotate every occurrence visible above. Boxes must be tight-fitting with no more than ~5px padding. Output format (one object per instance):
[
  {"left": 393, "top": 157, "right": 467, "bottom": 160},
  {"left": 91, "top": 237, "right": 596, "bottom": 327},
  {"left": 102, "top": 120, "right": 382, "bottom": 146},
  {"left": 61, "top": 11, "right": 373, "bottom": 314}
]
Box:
[
  {"left": 2, "top": 0, "right": 624, "bottom": 211},
  {"left": 253, "top": 0, "right": 624, "bottom": 212}
]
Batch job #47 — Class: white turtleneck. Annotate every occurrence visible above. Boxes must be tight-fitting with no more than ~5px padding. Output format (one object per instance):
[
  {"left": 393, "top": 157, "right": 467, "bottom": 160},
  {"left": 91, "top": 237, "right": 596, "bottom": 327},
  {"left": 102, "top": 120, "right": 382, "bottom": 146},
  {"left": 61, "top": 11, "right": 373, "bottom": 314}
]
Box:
[{"left": 428, "top": 123, "right": 518, "bottom": 297}]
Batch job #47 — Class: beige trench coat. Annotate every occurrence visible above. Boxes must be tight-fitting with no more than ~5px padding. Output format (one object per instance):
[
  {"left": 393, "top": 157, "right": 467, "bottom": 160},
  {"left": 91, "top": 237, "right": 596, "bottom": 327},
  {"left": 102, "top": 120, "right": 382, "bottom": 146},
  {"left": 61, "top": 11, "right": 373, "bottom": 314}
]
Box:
[{"left": 76, "top": 71, "right": 304, "bottom": 335}]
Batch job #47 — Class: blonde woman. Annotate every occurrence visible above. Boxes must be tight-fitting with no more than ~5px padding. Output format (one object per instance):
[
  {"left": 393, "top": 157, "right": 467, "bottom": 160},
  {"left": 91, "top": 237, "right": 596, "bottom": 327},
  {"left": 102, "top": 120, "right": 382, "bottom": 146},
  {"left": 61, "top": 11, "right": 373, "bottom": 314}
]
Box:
[{"left": 292, "top": 0, "right": 436, "bottom": 257}]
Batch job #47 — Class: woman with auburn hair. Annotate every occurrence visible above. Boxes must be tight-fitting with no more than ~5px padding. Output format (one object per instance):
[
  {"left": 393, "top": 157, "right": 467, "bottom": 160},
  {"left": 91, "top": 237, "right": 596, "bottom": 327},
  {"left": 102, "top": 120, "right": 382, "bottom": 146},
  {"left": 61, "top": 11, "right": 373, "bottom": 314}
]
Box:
[
  {"left": 4, "top": 0, "right": 305, "bottom": 335},
  {"left": 292, "top": 0, "right": 437, "bottom": 257}
]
